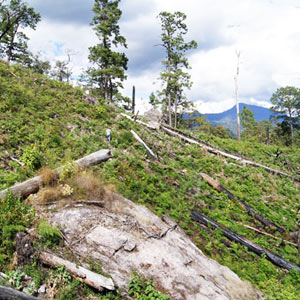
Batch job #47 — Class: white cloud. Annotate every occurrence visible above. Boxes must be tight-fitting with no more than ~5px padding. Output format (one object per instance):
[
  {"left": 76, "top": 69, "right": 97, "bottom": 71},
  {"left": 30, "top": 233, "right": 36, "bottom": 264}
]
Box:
[{"left": 24, "top": 0, "right": 300, "bottom": 113}]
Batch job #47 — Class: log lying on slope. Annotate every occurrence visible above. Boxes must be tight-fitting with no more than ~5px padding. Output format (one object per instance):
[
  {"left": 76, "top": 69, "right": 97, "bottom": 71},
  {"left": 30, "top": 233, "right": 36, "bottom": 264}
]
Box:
[
  {"left": 131, "top": 130, "right": 157, "bottom": 160},
  {"left": 200, "top": 172, "right": 285, "bottom": 233},
  {"left": 0, "top": 149, "right": 111, "bottom": 200},
  {"left": 39, "top": 252, "right": 115, "bottom": 291},
  {"left": 161, "top": 125, "right": 300, "bottom": 183},
  {"left": 191, "top": 210, "right": 300, "bottom": 273},
  {"left": 120, "top": 113, "right": 158, "bottom": 130},
  {"left": 0, "top": 286, "right": 42, "bottom": 300}
]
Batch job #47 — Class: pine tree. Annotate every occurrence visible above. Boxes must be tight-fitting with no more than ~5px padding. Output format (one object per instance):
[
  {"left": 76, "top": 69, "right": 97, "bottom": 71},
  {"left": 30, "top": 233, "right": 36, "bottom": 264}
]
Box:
[
  {"left": 0, "top": 0, "right": 40, "bottom": 64},
  {"left": 88, "top": 0, "right": 128, "bottom": 101},
  {"left": 158, "top": 11, "right": 197, "bottom": 127}
]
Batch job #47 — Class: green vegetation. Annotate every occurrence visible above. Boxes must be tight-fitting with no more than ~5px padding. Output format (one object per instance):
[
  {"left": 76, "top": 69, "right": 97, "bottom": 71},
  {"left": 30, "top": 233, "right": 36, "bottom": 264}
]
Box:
[{"left": 1, "top": 59, "right": 300, "bottom": 299}]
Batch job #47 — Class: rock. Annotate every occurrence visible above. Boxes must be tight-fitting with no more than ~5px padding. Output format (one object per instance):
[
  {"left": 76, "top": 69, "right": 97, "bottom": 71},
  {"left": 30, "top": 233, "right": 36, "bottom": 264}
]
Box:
[
  {"left": 15, "top": 232, "right": 34, "bottom": 264},
  {"left": 38, "top": 284, "right": 46, "bottom": 294},
  {"left": 83, "top": 95, "right": 99, "bottom": 105},
  {"left": 47, "top": 194, "right": 263, "bottom": 300},
  {"left": 143, "top": 108, "right": 162, "bottom": 123}
]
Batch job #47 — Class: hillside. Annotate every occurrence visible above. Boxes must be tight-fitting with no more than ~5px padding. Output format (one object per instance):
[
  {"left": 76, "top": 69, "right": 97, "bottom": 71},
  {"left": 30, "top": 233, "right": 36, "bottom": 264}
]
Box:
[{"left": 1, "top": 61, "right": 300, "bottom": 299}]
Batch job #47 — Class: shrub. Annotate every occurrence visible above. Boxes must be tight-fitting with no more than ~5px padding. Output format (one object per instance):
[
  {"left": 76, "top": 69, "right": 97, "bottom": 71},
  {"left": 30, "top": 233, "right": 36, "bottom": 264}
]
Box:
[{"left": 37, "top": 219, "right": 62, "bottom": 246}]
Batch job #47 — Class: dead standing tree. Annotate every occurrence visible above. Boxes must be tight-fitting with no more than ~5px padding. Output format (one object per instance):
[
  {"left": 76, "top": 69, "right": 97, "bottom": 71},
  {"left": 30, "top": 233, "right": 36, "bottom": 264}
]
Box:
[{"left": 234, "top": 51, "right": 241, "bottom": 141}]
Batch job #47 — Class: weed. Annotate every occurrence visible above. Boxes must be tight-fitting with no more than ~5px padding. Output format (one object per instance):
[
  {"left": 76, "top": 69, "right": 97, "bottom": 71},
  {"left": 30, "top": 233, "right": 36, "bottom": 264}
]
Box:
[{"left": 37, "top": 219, "right": 62, "bottom": 246}]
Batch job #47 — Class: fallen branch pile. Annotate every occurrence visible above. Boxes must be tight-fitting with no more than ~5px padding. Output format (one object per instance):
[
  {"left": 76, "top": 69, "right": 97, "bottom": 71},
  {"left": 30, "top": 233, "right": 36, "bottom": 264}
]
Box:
[{"left": 191, "top": 210, "right": 300, "bottom": 273}]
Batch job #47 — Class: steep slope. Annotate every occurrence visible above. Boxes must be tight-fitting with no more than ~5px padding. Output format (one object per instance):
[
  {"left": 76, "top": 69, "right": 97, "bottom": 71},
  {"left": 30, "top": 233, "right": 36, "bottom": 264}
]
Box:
[{"left": 1, "top": 61, "right": 300, "bottom": 299}]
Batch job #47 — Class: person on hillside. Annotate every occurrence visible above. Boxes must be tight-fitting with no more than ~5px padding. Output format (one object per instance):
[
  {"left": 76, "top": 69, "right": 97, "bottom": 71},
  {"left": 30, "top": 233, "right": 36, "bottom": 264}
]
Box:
[{"left": 105, "top": 129, "right": 112, "bottom": 143}]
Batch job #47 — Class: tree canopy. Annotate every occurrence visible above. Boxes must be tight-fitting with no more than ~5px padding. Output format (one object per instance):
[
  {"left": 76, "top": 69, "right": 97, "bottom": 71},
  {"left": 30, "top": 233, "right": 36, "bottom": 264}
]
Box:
[
  {"left": 157, "top": 11, "right": 197, "bottom": 128},
  {"left": 0, "top": 0, "right": 40, "bottom": 64},
  {"left": 271, "top": 86, "right": 300, "bottom": 144},
  {"left": 88, "top": 0, "right": 128, "bottom": 101}
]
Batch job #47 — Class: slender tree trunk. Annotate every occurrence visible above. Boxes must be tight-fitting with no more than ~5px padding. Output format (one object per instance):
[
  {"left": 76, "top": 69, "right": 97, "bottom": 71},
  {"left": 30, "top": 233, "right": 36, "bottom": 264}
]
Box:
[
  {"left": 235, "top": 51, "right": 241, "bottom": 141},
  {"left": 288, "top": 108, "right": 294, "bottom": 144},
  {"left": 174, "top": 92, "right": 178, "bottom": 128},
  {"left": 104, "top": 76, "right": 108, "bottom": 101},
  {"left": 167, "top": 55, "right": 172, "bottom": 126},
  {"left": 132, "top": 85, "right": 135, "bottom": 115},
  {"left": 7, "top": 26, "right": 18, "bottom": 65}
]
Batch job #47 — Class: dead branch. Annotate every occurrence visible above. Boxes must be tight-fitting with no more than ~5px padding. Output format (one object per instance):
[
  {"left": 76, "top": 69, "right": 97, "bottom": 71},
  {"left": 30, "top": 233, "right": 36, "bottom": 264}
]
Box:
[
  {"left": 191, "top": 210, "right": 300, "bottom": 273},
  {"left": 120, "top": 113, "right": 158, "bottom": 130},
  {"left": 239, "top": 223, "right": 296, "bottom": 247}
]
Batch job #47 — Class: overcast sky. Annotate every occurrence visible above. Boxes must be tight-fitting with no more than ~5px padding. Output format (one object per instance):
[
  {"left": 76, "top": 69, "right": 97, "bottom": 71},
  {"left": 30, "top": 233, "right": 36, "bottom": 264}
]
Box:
[{"left": 24, "top": 0, "right": 300, "bottom": 113}]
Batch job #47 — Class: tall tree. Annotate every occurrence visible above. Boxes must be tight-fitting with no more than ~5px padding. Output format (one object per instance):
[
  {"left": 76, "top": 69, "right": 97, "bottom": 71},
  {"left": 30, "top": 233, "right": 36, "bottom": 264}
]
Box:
[
  {"left": 158, "top": 11, "right": 197, "bottom": 127},
  {"left": 271, "top": 86, "right": 300, "bottom": 144},
  {"left": 88, "top": 0, "right": 128, "bottom": 101},
  {"left": 0, "top": 0, "right": 40, "bottom": 64}
]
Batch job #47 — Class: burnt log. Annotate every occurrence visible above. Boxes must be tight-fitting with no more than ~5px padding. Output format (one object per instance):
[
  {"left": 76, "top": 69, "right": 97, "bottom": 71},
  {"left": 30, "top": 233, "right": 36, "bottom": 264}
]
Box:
[
  {"left": 0, "top": 286, "right": 42, "bottom": 300},
  {"left": 191, "top": 210, "right": 300, "bottom": 273}
]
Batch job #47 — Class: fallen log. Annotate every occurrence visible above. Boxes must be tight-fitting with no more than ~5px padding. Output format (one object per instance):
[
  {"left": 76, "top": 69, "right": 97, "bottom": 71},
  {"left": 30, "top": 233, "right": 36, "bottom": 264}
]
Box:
[
  {"left": 161, "top": 126, "right": 300, "bottom": 183},
  {"left": 191, "top": 210, "right": 300, "bottom": 273},
  {"left": 200, "top": 172, "right": 285, "bottom": 233},
  {"left": 0, "top": 286, "right": 42, "bottom": 300},
  {"left": 120, "top": 113, "right": 158, "bottom": 130},
  {"left": 39, "top": 252, "right": 115, "bottom": 291},
  {"left": 0, "top": 149, "right": 111, "bottom": 200},
  {"left": 131, "top": 130, "right": 157, "bottom": 160}
]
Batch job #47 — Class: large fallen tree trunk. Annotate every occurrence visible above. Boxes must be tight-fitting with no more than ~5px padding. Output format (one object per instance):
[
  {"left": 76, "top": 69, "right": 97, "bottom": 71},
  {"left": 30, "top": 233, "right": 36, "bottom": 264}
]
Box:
[
  {"left": 0, "top": 286, "right": 42, "bottom": 300},
  {"left": 120, "top": 113, "right": 158, "bottom": 130},
  {"left": 131, "top": 130, "right": 157, "bottom": 160},
  {"left": 191, "top": 210, "right": 300, "bottom": 273},
  {"left": 0, "top": 149, "right": 111, "bottom": 200},
  {"left": 200, "top": 172, "right": 285, "bottom": 233},
  {"left": 161, "top": 126, "right": 300, "bottom": 183},
  {"left": 39, "top": 252, "right": 115, "bottom": 291}
]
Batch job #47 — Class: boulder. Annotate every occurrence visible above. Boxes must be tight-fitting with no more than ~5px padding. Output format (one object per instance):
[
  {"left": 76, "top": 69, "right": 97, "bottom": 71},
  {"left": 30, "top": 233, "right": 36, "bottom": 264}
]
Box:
[{"left": 47, "top": 194, "right": 263, "bottom": 300}]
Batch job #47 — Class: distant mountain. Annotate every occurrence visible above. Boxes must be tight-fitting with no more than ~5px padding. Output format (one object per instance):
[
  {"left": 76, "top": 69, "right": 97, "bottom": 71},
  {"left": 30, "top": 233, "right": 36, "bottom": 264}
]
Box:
[{"left": 183, "top": 103, "right": 271, "bottom": 134}]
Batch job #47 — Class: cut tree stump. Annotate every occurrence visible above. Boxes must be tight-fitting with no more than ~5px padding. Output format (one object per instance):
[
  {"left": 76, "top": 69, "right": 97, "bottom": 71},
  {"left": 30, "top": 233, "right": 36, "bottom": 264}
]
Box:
[
  {"left": 191, "top": 210, "right": 300, "bottom": 273},
  {"left": 200, "top": 172, "right": 285, "bottom": 233},
  {"left": 131, "top": 130, "right": 157, "bottom": 160},
  {"left": 0, "top": 286, "right": 42, "bottom": 300},
  {"left": 39, "top": 252, "right": 115, "bottom": 291},
  {"left": 0, "top": 149, "right": 111, "bottom": 200}
]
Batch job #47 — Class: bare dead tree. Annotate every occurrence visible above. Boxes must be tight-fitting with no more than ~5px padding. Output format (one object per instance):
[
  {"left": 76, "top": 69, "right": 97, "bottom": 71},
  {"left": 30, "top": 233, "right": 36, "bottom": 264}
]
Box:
[{"left": 234, "top": 51, "right": 241, "bottom": 141}]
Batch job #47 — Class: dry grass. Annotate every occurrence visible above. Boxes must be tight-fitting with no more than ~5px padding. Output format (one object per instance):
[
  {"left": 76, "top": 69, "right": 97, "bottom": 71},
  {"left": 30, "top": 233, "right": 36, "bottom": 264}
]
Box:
[
  {"left": 73, "top": 172, "right": 116, "bottom": 202},
  {"left": 39, "top": 167, "right": 58, "bottom": 186},
  {"left": 36, "top": 186, "right": 62, "bottom": 204}
]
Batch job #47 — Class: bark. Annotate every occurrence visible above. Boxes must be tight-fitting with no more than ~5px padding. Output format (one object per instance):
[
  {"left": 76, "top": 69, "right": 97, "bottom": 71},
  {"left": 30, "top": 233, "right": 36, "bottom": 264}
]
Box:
[
  {"left": 39, "top": 252, "right": 115, "bottom": 291},
  {"left": 160, "top": 125, "right": 300, "bottom": 183},
  {"left": 191, "top": 210, "right": 300, "bottom": 273},
  {"left": 131, "top": 130, "right": 157, "bottom": 160},
  {"left": 200, "top": 172, "right": 285, "bottom": 233},
  {"left": 0, "top": 286, "right": 42, "bottom": 300},
  {"left": 0, "top": 149, "right": 111, "bottom": 200}
]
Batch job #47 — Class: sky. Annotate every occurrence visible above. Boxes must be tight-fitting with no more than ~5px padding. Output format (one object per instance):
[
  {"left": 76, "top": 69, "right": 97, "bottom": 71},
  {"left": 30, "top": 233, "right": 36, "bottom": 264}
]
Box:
[{"left": 24, "top": 0, "right": 300, "bottom": 113}]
